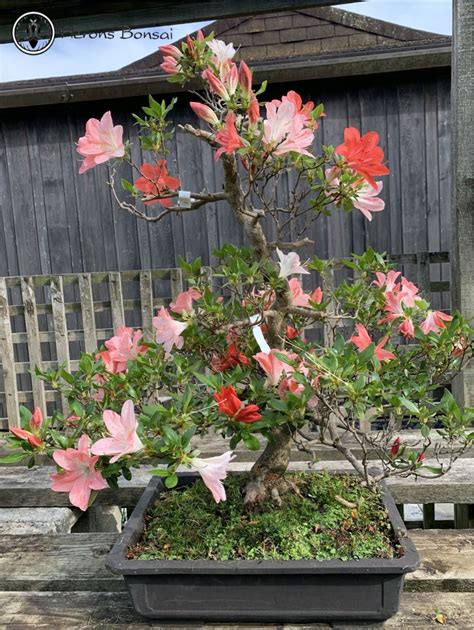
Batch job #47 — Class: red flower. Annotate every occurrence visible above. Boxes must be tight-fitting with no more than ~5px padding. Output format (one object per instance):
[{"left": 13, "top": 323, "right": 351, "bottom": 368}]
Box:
[
  {"left": 390, "top": 437, "right": 401, "bottom": 457},
  {"left": 214, "top": 385, "right": 262, "bottom": 423},
  {"left": 10, "top": 427, "right": 42, "bottom": 448},
  {"left": 134, "top": 160, "right": 180, "bottom": 207},
  {"left": 336, "top": 127, "right": 390, "bottom": 189},
  {"left": 215, "top": 112, "right": 245, "bottom": 160},
  {"left": 210, "top": 343, "right": 251, "bottom": 372}
]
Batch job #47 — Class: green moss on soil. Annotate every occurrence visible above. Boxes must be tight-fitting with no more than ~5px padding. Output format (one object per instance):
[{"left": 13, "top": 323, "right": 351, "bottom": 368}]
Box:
[{"left": 129, "top": 472, "right": 403, "bottom": 562}]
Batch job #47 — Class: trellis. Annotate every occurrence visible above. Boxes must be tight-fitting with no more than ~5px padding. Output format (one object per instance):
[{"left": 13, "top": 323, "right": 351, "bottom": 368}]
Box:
[{"left": 0, "top": 251, "right": 450, "bottom": 430}]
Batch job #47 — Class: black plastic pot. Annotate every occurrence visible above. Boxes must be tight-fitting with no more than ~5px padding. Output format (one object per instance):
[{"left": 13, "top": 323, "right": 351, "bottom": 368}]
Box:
[{"left": 106, "top": 473, "right": 420, "bottom": 622}]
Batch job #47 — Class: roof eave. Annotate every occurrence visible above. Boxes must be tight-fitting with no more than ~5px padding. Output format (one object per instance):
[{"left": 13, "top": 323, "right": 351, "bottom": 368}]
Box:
[{"left": 0, "top": 43, "right": 451, "bottom": 110}]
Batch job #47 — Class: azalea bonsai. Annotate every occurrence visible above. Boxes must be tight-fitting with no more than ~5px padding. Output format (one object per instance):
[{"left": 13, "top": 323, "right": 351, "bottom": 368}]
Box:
[{"left": 3, "top": 31, "right": 473, "bottom": 514}]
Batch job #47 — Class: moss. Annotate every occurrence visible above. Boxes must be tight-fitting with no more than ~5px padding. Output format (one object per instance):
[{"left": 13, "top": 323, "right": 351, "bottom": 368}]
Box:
[{"left": 129, "top": 472, "right": 403, "bottom": 562}]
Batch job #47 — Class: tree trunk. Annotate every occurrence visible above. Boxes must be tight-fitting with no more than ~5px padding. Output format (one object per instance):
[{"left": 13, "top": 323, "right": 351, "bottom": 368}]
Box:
[
  {"left": 244, "top": 425, "right": 293, "bottom": 505},
  {"left": 222, "top": 154, "right": 294, "bottom": 505}
]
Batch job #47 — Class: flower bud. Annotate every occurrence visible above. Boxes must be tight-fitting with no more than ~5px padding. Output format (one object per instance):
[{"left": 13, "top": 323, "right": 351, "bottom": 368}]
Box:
[
  {"left": 30, "top": 407, "right": 43, "bottom": 431},
  {"left": 238, "top": 61, "right": 252, "bottom": 96},
  {"left": 190, "top": 102, "right": 219, "bottom": 126},
  {"left": 159, "top": 44, "right": 182, "bottom": 60},
  {"left": 202, "top": 68, "right": 230, "bottom": 101}
]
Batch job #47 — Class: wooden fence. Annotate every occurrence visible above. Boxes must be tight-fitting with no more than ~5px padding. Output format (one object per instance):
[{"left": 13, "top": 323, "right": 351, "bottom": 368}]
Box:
[{"left": 0, "top": 252, "right": 450, "bottom": 430}]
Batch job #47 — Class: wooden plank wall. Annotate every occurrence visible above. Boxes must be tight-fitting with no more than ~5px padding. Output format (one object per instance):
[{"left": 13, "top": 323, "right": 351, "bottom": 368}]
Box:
[{"left": 0, "top": 68, "right": 451, "bottom": 280}]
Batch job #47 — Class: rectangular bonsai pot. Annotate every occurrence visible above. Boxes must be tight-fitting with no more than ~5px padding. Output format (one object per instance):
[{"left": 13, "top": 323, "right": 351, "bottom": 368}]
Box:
[{"left": 106, "top": 472, "right": 420, "bottom": 622}]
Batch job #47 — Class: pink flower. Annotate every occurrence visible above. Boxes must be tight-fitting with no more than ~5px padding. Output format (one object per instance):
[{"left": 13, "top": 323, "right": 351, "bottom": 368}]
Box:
[
  {"left": 91, "top": 400, "right": 144, "bottom": 464},
  {"left": 153, "top": 307, "right": 187, "bottom": 357},
  {"left": 382, "top": 290, "right": 409, "bottom": 321},
  {"left": 77, "top": 111, "right": 125, "bottom": 174},
  {"left": 51, "top": 435, "right": 107, "bottom": 511},
  {"left": 202, "top": 68, "right": 230, "bottom": 100},
  {"left": 170, "top": 288, "right": 202, "bottom": 315},
  {"left": 215, "top": 112, "right": 245, "bottom": 160},
  {"left": 352, "top": 180, "right": 385, "bottom": 221},
  {"left": 279, "top": 377, "right": 304, "bottom": 399},
  {"left": 399, "top": 318, "right": 415, "bottom": 338},
  {"left": 374, "top": 271, "right": 400, "bottom": 292},
  {"left": 96, "top": 350, "right": 119, "bottom": 374},
  {"left": 288, "top": 278, "right": 317, "bottom": 308},
  {"left": 276, "top": 249, "right": 310, "bottom": 278},
  {"left": 420, "top": 310, "right": 453, "bottom": 335},
  {"left": 263, "top": 96, "right": 314, "bottom": 157},
  {"left": 30, "top": 407, "right": 43, "bottom": 431},
  {"left": 400, "top": 277, "right": 419, "bottom": 306},
  {"left": 253, "top": 349, "right": 295, "bottom": 386},
  {"left": 160, "top": 56, "right": 180, "bottom": 75},
  {"left": 104, "top": 326, "right": 147, "bottom": 373},
  {"left": 190, "top": 451, "right": 235, "bottom": 503},
  {"left": 190, "top": 102, "right": 219, "bottom": 126},
  {"left": 350, "top": 324, "right": 395, "bottom": 362},
  {"left": 310, "top": 287, "right": 323, "bottom": 304}
]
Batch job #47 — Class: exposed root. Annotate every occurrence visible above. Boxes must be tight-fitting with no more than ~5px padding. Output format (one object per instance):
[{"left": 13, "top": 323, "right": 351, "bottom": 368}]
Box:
[{"left": 335, "top": 494, "right": 357, "bottom": 509}]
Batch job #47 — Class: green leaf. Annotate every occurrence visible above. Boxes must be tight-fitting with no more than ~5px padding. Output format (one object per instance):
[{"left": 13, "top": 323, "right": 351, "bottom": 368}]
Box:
[
  {"left": 19, "top": 405, "right": 32, "bottom": 427},
  {"left": 420, "top": 424, "right": 430, "bottom": 438},
  {"left": 0, "top": 452, "right": 26, "bottom": 464},
  {"left": 121, "top": 178, "right": 135, "bottom": 194},
  {"left": 421, "top": 465, "right": 443, "bottom": 475},
  {"left": 243, "top": 434, "right": 260, "bottom": 451},
  {"left": 399, "top": 397, "right": 420, "bottom": 414},
  {"left": 149, "top": 468, "right": 170, "bottom": 477},
  {"left": 165, "top": 473, "right": 178, "bottom": 488}
]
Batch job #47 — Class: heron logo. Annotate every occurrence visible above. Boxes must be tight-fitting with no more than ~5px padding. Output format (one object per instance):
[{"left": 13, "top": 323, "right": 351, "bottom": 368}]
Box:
[{"left": 12, "top": 12, "right": 55, "bottom": 55}]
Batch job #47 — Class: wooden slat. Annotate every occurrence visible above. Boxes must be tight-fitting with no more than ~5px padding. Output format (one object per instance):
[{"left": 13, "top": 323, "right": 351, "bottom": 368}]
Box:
[
  {"left": 0, "top": 459, "right": 472, "bottom": 508},
  {"left": 78, "top": 274, "right": 97, "bottom": 354},
  {"left": 170, "top": 267, "right": 184, "bottom": 300},
  {"left": 0, "top": 529, "right": 472, "bottom": 593},
  {"left": 0, "top": 278, "right": 20, "bottom": 427},
  {"left": 20, "top": 277, "right": 46, "bottom": 415},
  {"left": 108, "top": 272, "right": 125, "bottom": 331},
  {"left": 0, "top": 591, "right": 470, "bottom": 628},
  {"left": 139, "top": 271, "right": 153, "bottom": 340},
  {"left": 50, "top": 276, "right": 70, "bottom": 414}
]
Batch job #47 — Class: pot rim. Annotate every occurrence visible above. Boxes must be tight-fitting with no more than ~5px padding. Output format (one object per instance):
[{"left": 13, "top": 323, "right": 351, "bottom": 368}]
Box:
[{"left": 106, "top": 470, "right": 421, "bottom": 576}]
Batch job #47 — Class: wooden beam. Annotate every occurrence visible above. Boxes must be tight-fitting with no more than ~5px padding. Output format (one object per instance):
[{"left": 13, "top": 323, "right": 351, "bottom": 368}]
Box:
[
  {"left": 451, "top": 0, "right": 474, "bottom": 407},
  {"left": 0, "top": 0, "right": 359, "bottom": 44}
]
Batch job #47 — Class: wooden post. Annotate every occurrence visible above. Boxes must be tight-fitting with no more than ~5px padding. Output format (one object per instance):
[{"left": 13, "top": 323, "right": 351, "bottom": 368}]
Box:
[
  {"left": 21, "top": 277, "right": 47, "bottom": 416},
  {"left": 108, "top": 272, "right": 125, "bottom": 331},
  {"left": 139, "top": 271, "right": 153, "bottom": 340},
  {"left": 0, "top": 278, "right": 20, "bottom": 428},
  {"left": 78, "top": 274, "right": 97, "bottom": 354},
  {"left": 50, "top": 276, "right": 71, "bottom": 415},
  {"left": 451, "top": 0, "right": 474, "bottom": 407}
]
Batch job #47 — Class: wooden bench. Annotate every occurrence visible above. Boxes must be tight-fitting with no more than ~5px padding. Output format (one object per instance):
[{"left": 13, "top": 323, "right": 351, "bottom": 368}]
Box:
[{"left": 1, "top": 457, "right": 474, "bottom": 627}]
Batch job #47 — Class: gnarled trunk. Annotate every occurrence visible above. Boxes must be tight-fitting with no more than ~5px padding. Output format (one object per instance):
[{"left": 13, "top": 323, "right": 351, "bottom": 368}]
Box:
[{"left": 244, "top": 425, "right": 293, "bottom": 505}]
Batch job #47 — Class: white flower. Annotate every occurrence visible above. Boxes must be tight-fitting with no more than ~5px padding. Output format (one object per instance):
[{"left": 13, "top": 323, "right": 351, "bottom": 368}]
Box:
[
  {"left": 190, "top": 451, "right": 235, "bottom": 503},
  {"left": 276, "top": 249, "right": 310, "bottom": 278},
  {"left": 207, "top": 39, "right": 236, "bottom": 70}
]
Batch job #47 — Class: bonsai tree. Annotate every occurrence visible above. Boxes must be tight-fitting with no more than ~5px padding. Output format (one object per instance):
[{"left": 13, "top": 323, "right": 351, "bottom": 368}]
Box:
[{"left": 3, "top": 31, "right": 472, "bottom": 511}]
